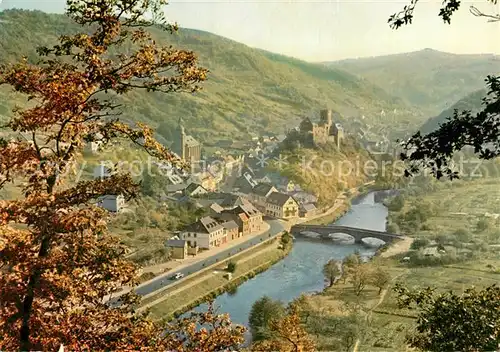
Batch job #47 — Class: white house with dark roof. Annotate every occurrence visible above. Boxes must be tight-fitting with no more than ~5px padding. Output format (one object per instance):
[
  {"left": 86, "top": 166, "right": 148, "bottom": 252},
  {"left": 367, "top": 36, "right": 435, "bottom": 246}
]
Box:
[
  {"left": 93, "top": 165, "right": 125, "bottom": 212},
  {"left": 265, "top": 192, "right": 299, "bottom": 219},
  {"left": 97, "top": 194, "right": 125, "bottom": 213},
  {"left": 180, "top": 216, "right": 226, "bottom": 249}
]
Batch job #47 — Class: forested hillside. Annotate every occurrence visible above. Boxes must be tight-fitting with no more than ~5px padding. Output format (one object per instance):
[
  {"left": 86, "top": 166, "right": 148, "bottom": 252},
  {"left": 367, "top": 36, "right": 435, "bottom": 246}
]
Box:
[
  {"left": 0, "top": 9, "right": 421, "bottom": 147},
  {"left": 419, "top": 89, "right": 487, "bottom": 134}
]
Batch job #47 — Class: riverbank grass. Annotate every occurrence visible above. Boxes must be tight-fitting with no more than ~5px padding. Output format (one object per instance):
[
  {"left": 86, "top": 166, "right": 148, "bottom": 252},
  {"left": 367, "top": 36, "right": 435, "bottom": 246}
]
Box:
[
  {"left": 302, "top": 180, "right": 500, "bottom": 351},
  {"left": 147, "top": 239, "right": 289, "bottom": 319}
]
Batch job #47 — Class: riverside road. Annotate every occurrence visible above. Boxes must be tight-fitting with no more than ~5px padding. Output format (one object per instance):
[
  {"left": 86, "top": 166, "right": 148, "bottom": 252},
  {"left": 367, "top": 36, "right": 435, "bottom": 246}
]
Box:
[{"left": 133, "top": 219, "right": 286, "bottom": 297}]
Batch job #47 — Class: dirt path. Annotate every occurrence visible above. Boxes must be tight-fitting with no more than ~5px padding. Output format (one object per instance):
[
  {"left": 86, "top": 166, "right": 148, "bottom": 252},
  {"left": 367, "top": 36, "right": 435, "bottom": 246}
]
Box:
[
  {"left": 352, "top": 270, "right": 407, "bottom": 352},
  {"left": 381, "top": 236, "right": 413, "bottom": 258},
  {"left": 352, "top": 236, "right": 413, "bottom": 351}
]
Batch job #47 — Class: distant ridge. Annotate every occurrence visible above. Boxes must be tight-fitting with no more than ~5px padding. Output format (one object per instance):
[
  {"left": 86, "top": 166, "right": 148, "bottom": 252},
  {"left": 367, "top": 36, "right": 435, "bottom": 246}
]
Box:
[
  {"left": 325, "top": 48, "right": 498, "bottom": 114},
  {"left": 325, "top": 48, "right": 497, "bottom": 64}
]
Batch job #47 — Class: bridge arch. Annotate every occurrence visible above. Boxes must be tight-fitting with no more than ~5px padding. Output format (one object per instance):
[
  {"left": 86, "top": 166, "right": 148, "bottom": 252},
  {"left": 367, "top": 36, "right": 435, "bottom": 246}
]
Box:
[
  {"left": 327, "top": 232, "right": 355, "bottom": 244},
  {"left": 360, "top": 237, "right": 386, "bottom": 247},
  {"left": 290, "top": 224, "right": 404, "bottom": 245},
  {"left": 300, "top": 231, "right": 322, "bottom": 239}
]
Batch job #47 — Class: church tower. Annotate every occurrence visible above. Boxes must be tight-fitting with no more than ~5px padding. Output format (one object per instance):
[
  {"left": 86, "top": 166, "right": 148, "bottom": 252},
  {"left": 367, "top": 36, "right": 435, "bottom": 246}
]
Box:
[{"left": 178, "top": 117, "right": 186, "bottom": 160}]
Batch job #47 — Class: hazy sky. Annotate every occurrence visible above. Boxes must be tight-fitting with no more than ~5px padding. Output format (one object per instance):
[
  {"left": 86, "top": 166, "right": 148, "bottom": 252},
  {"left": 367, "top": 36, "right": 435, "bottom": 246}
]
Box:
[{"left": 1, "top": 0, "right": 499, "bottom": 61}]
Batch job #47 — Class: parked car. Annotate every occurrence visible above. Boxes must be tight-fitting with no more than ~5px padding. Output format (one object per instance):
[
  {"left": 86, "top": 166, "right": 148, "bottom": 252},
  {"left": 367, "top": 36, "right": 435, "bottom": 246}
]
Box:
[{"left": 170, "top": 272, "right": 184, "bottom": 280}]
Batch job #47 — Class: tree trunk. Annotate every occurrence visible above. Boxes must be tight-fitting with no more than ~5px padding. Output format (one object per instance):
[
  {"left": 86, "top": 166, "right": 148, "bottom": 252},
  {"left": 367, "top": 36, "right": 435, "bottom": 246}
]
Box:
[
  {"left": 20, "top": 236, "right": 50, "bottom": 351},
  {"left": 20, "top": 177, "right": 55, "bottom": 351}
]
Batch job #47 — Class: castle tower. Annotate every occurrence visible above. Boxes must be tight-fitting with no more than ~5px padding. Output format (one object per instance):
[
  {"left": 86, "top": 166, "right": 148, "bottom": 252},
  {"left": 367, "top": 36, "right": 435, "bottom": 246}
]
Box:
[{"left": 320, "top": 109, "right": 332, "bottom": 127}]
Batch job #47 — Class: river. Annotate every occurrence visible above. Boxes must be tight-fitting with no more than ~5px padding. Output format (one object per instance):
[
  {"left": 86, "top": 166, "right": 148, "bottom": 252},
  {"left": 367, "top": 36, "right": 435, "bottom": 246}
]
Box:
[{"left": 188, "top": 191, "right": 388, "bottom": 339}]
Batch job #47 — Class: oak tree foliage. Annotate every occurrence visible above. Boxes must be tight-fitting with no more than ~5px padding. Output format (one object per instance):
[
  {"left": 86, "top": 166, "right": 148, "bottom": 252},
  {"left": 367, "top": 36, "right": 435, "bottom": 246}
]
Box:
[
  {"left": 251, "top": 300, "right": 316, "bottom": 352},
  {"left": 370, "top": 266, "right": 390, "bottom": 295},
  {"left": 394, "top": 283, "right": 500, "bottom": 351}
]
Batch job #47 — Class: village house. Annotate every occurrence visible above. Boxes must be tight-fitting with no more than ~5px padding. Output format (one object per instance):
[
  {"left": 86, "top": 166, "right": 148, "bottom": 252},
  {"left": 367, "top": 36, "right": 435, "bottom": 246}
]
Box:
[
  {"left": 208, "top": 202, "right": 224, "bottom": 216},
  {"left": 249, "top": 183, "right": 278, "bottom": 212},
  {"left": 291, "top": 191, "right": 318, "bottom": 205},
  {"left": 180, "top": 216, "right": 226, "bottom": 249},
  {"left": 93, "top": 165, "right": 126, "bottom": 212},
  {"left": 207, "top": 163, "right": 224, "bottom": 184},
  {"left": 189, "top": 171, "right": 217, "bottom": 191},
  {"left": 97, "top": 194, "right": 125, "bottom": 212},
  {"left": 217, "top": 211, "right": 250, "bottom": 237},
  {"left": 84, "top": 132, "right": 104, "bottom": 155},
  {"left": 221, "top": 220, "right": 240, "bottom": 241},
  {"left": 226, "top": 204, "right": 263, "bottom": 233},
  {"left": 84, "top": 141, "right": 102, "bottom": 155},
  {"left": 224, "top": 154, "right": 244, "bottom": 173},
  {"left": 184, "top": 183, "right": 208, "bottom": 197},
  {"left": 165, "top": 239, "right": 188, "bottom": 260},
  {"left": 299, "top": 203, "right": 317, "bottom": 218},
  {"left": 166, "top": 183, "right": 188, "bottom": 195},
  {"left": 233, "top": 171, "right": 258, "bottom": 194},
  {"left": 174, "top": 195, "right": 204, "bottom": 209},
  {"left": 220, "top": 194, "right": 251, "bottom": 209},
  {"left": 277, "top": 179, "right": 297, "bottom": 193},
  {"left": 167, "top": 173, "right": 184, "bottom": 185},
  {"left": 254, "top": 174, "right": 272, "bottom": 184},
  {"left": 208, "top": 154, "right": 243, "bottom": 176},
  {"left": 265, "top": 192, "right": 299, "bottom": 219}
]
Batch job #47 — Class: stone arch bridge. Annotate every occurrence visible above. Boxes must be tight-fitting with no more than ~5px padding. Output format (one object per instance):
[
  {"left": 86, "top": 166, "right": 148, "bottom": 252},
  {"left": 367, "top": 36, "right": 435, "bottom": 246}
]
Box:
[{"left": 290, "top": 224, "right": 404, "bottom": 245}]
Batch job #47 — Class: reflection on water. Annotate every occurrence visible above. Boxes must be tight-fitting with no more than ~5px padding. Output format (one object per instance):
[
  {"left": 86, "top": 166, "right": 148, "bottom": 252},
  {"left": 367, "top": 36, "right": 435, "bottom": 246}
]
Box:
[
  {"left": 336, "top": 192, "right": 388, "bottom": 231},
  {"left": 186, "top": 191, "right": 389, "bottom": 335}
]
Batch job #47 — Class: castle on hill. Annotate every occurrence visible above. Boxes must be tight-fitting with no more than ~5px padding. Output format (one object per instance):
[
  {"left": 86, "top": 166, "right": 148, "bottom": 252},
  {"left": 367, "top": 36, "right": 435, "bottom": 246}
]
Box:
[{"left": 296, "top": 109, "right": 344, "bottom": 148}]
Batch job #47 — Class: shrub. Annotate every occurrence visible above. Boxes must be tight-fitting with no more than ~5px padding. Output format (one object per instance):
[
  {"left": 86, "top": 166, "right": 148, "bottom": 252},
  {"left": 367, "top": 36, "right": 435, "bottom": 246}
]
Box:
[
  {"left": 487, "top": 230, "right": 500, "bottom": 243},
  {"left": 386, "top": 223, "right": 400, "bottom": 233},
  {"left": 410, "top": 238, "right": 430, "bottom": 250},
  {"left": 454, "top": 229, "right": 472, "bottom": 243},
  {"left": 476, "top": 219, "right": 490, "bottom": 232},
  {"left": 420, "top": 223, "right": 432, "bottom": 231},
  {"left": 226, "top": 261, "right": 237, "bottom": 273},
  {"left": 387, "top": 194, "right": 405, "bottom": 212},
  {"left": 280, "top": 231, "right": 292, "bottom": 247}
]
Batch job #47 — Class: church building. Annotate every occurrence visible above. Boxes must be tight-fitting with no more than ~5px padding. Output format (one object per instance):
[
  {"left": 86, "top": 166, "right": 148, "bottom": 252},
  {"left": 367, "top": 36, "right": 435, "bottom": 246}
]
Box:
[{"left": 171, "top": 117, "right": 202, "bottom": 165}]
